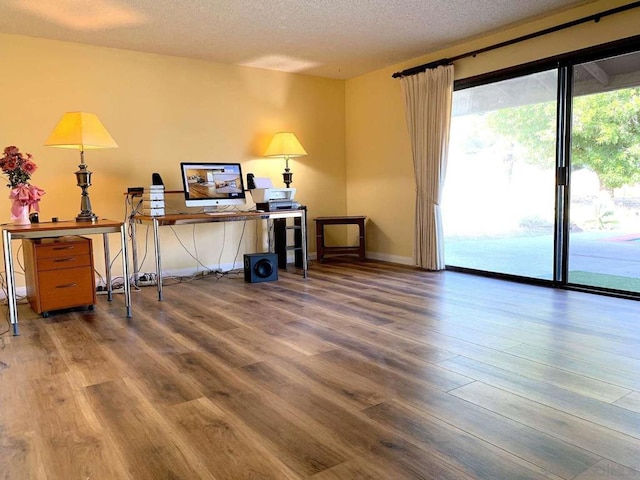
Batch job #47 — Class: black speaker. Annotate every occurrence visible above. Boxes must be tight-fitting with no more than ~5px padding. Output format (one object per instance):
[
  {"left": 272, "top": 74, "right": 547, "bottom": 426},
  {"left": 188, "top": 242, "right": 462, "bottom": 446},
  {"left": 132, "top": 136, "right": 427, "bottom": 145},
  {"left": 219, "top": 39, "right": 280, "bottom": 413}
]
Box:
[
  {"left": 244, "top": 253, "right": 278, "bottom": 283},
  {"left": 152, "top": 172, "right": 164, "bottom": 186},
  {"left": 246, "top": 173, "right": 256, "bottom": 190}
]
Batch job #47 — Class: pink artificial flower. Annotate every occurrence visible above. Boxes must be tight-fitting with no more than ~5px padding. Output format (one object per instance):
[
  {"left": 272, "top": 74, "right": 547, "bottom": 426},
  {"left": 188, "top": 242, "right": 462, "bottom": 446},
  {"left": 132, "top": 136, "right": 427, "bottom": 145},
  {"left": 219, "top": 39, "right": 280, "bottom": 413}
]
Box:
[
  {"left": 2, "top": 145, "right": 46, "bottom": 207},
  {"left": 3, "top": 159, "right": 16, "bottom": 172},
  {"left": 22, "top": 160, "right": 37, "bottom": 174},
  {"left": 3, "top": 146, "right": 19, "bottom": 156}
]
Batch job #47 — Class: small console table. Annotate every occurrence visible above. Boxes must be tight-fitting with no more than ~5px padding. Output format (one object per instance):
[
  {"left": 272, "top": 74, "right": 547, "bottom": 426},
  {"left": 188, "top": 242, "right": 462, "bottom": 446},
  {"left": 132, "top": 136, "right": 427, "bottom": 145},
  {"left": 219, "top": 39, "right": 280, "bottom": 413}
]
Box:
[
  {"left": 1, "top": 219, "right": 132, "bottom": 335},
  {"left": 314, "top": 216, "right": 366, "bottom": 262},
  {"left": 131, "top": 209, "right": 308, "bottom": 301}
]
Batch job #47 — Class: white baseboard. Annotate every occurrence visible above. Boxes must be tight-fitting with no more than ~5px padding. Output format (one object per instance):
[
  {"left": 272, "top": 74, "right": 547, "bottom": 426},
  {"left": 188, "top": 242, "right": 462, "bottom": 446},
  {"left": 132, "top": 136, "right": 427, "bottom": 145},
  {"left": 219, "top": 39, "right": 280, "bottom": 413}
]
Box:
[
  {"left": 309, "top": 250, "right": 413, "bottom": 266},
  {"left": 364, "top": 251, "right": 414, "bottom": 265},
  {"left": 158, "top": 261, "right": 243, "bottom": 278},
  {"left": 0, "top": 286, "right": 27, "bottom": 300}
]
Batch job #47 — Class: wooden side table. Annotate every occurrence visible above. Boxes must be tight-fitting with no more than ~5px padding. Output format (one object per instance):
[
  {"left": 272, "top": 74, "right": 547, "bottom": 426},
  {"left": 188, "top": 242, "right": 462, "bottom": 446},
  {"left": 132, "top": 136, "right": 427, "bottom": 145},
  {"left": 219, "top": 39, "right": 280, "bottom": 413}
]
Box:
[{"left": 314, "top": 216, "right": 366, "bottom": 262}]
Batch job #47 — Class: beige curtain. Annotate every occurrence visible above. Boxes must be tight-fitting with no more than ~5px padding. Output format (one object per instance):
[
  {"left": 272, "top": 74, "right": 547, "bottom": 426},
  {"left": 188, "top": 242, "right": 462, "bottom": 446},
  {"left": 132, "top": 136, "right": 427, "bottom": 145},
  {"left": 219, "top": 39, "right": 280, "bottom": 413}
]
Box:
[{"left": 400, "top": 65, "right": 454, "bottom": 270}]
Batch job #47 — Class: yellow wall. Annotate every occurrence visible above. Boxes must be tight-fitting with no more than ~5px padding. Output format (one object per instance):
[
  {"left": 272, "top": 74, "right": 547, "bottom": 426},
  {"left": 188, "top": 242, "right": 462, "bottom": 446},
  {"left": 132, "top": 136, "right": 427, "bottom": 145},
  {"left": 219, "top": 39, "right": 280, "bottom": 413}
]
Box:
[
  {"left": 0, "top": 34, "right": 345, "bottom": 282},
  {"left": 346, "top": 0, "right": 640, "bottom": 264}
]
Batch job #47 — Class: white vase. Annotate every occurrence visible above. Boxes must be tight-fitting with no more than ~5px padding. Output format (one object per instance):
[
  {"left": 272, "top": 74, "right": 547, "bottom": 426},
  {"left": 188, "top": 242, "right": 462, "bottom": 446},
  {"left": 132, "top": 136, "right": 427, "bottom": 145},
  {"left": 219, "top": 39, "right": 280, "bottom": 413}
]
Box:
[{"left": 11, "top": 203, "right": 30, "bottom": 225}]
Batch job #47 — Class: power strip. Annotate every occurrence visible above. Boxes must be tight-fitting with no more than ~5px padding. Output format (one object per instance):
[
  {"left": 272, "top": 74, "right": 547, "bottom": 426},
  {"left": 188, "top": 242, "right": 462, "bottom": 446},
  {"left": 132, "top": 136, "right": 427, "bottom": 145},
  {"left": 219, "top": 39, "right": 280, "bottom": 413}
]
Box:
[
  {"left": 137, "top": 274, "right": 156, "bottom": 287},
  {"left": 97, "top": 287, "right": 126, "bottom": 295}
]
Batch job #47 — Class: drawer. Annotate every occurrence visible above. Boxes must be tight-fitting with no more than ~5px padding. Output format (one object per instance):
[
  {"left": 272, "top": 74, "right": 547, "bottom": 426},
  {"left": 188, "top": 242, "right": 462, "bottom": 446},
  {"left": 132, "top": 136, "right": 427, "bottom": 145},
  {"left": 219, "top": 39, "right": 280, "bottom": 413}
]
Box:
[
  {"left": 36, "top": 253, "right": 92, "bottom": 271},
  {"left": 32, "top": 237, "right": 91, "bottom": 259},
  {"left": 37, "top": 267, "right": 96, "bottom": 312}
]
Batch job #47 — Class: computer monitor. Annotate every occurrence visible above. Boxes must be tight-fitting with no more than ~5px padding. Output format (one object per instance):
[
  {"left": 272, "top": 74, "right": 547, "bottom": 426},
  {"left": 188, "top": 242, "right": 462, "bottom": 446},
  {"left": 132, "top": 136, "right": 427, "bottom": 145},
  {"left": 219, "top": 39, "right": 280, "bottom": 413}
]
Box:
[{"left": 180, "top": 162, "right": 246, "bottom": 211}]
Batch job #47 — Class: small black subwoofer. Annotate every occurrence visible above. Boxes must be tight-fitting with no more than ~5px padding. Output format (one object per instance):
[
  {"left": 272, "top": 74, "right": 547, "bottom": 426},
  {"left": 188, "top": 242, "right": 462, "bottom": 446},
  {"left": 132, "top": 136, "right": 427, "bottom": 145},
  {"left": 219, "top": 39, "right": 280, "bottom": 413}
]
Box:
[{"left": 244, "top": 253, "right": 278, "bottom": 283}]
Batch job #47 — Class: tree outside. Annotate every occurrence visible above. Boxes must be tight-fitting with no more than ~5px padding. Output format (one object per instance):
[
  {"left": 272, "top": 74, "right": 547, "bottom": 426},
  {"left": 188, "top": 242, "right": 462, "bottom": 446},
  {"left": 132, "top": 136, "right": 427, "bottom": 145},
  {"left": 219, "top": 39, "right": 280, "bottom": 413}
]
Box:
[
  {"left": 487, "top": 86, "right": 640, "bottom": 194},
  {"left": 486, "top": 86, "right": 640, "bottom": 230}
]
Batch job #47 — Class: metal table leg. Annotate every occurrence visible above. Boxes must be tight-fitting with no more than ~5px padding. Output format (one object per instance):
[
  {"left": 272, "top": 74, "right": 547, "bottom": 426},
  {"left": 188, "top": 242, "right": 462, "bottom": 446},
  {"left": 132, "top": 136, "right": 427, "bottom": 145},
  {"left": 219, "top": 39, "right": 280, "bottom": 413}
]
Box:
[
  {"left": 103, "top": 233, "right": 112, "bottom": 301},
  {"left": 152, "top": 218, "right": 163, "bottom": 301},
  {"left": 2, "top": 230, "right": 19, "bottom": 335},
  {"left": 301, "top": 210, "right": 308, "bottom": 278},
  {"left": 120, "top": 223, "right": 132, "bottom": 317},
  {"left": 130, "top": 218, "right": 140, "bottom": 287}
]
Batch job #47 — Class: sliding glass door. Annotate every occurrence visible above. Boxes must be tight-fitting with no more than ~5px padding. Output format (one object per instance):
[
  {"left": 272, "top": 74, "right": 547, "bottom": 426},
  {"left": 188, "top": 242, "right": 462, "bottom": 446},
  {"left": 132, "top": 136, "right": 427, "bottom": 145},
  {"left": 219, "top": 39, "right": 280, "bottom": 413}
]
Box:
[
  {"left": 444, "top": 45, "right": 640, "bottom": 296},
  {"left": 567, "top": 50, "right": 640, "bottom": 293},
  {"left": 443, "top": 69, "right": 557, "bottom": 280}
]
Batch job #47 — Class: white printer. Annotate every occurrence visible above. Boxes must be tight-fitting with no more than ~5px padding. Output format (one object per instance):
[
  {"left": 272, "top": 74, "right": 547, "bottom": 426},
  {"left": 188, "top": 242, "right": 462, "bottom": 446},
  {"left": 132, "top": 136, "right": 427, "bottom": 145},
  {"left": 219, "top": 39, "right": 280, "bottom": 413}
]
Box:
[{"left": 249, "top": 178, "right": 300, "bottom": 211}]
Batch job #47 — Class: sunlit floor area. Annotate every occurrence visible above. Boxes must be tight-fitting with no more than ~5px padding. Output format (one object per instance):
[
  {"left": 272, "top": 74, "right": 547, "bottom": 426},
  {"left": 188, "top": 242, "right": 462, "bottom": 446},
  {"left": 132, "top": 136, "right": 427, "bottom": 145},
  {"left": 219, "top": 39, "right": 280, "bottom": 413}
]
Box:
[{"left": 445, "top": 230, "right": 640, "bottom": 293}]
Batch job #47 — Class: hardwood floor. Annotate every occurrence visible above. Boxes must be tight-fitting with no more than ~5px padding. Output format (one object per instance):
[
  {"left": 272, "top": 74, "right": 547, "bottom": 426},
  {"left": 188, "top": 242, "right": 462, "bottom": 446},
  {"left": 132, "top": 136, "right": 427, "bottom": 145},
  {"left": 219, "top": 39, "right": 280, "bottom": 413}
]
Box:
[{"left": 1, "top": 259, "right": 639, "bottom": 479}]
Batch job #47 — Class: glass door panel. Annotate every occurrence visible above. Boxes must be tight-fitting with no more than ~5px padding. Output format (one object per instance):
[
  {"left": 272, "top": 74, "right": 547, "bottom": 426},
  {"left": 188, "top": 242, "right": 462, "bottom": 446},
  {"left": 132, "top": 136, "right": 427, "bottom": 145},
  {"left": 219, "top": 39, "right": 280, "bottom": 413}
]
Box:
[
  {"left": 567, "top": 51, "right": 640, "bottom": 293},
  {"left": 444, "top": 70, "right": 557, "bottom": 280}
]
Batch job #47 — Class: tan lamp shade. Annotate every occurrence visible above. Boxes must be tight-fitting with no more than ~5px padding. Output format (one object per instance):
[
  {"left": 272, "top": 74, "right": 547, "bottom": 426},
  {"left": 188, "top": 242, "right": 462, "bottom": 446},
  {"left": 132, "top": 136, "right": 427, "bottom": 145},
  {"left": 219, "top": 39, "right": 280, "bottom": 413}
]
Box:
[
  {"left": 44, "top": 112, "right": 118, "bottom": 151},
  {"left": 264, "top": 132, "right": 307, "bottom": 158}
]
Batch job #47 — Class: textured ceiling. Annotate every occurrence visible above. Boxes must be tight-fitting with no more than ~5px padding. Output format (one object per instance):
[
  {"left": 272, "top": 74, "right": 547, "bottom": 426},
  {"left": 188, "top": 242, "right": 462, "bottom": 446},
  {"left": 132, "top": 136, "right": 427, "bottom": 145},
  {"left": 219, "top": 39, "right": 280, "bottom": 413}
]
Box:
[{"left": 0, "top": 0, "right": 596, "bottom": 79}]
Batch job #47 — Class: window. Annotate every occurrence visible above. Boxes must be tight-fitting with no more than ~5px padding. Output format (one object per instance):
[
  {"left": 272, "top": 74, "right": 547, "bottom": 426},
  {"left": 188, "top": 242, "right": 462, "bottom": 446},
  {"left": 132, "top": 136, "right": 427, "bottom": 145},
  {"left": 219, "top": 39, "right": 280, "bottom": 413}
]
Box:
[{"left": 443, "top": 40, "right": 640, "bottom": 295}]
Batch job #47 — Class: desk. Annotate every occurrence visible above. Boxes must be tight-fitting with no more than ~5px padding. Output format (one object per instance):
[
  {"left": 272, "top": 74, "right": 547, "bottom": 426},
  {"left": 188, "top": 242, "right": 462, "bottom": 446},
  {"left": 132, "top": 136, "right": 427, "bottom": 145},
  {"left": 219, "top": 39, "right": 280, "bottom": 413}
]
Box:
[
  {"left": 2, "top": 219, "right": 132, "bottom": 336},
  {"left": 314, "top": 216, "right": 367, "bottom": 262},
  {"left": 131, "top": 209, "right": 308, "bottom": 300}
]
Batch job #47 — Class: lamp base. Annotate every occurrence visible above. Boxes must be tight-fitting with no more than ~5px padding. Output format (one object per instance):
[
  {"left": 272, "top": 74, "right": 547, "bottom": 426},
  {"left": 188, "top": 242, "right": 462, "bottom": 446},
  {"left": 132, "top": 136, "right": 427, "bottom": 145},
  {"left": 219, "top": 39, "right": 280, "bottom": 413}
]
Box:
[
  {"left": 283, "top": 170, "right": 293, "bottom": 188},
  {"left": 76, "top": 212, "right": 98, "bottom": 222},
  {"left": 75, "top": 162, "right": 97, "bottom": 222}
]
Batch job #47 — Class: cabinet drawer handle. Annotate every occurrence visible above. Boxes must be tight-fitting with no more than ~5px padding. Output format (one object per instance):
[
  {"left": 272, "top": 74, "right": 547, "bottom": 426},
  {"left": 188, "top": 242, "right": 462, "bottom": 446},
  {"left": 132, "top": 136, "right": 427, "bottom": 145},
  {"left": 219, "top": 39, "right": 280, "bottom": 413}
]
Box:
[
  {"left": 53, "top": 257, "right": 76, "bottom": 263},
  {"left": 56, "top": 283, "right": 78, "bottom": 289},
  {"left": 52, "top": 246, "right": 76, "bottom": 250}
]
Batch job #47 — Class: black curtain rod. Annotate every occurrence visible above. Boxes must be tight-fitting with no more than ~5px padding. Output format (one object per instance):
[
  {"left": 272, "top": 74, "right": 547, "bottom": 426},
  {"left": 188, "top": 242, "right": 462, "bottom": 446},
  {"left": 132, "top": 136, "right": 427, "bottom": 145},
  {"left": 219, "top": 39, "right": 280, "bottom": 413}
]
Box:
[{"left": 392, "top": 1, "right": 640, "bottom": 78}]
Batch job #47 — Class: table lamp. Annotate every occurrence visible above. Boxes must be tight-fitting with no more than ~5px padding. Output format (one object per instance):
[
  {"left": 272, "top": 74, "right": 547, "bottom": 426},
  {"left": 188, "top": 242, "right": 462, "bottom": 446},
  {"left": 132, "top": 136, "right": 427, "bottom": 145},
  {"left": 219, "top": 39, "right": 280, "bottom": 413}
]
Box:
[
  {"left": 264, "top": 132, "right": 307, "bottom": 187},
  {"left": 45, "top": 112, "right": 118, "bottom": 221}
]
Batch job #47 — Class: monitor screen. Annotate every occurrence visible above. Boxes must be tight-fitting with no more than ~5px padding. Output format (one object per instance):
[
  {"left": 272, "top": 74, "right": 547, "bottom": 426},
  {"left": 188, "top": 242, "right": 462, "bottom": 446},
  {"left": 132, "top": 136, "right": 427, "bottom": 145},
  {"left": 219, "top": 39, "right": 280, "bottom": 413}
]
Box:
[{"left": 180, "top": 162, "right": 246, "bottom": 210}]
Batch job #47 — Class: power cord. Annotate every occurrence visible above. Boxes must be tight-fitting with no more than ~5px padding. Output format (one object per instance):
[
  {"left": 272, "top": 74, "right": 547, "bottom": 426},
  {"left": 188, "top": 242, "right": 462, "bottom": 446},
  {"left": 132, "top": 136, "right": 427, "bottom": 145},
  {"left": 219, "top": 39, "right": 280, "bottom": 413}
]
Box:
[
  {"left": 124, "top": 194, "right": 257, "bottom": 289},
  {"left": 168, "top": 225, "right": 219, "bottom": 274},
  {"left": 0, "top": 270, "right": 30, "bottom": 336}
]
